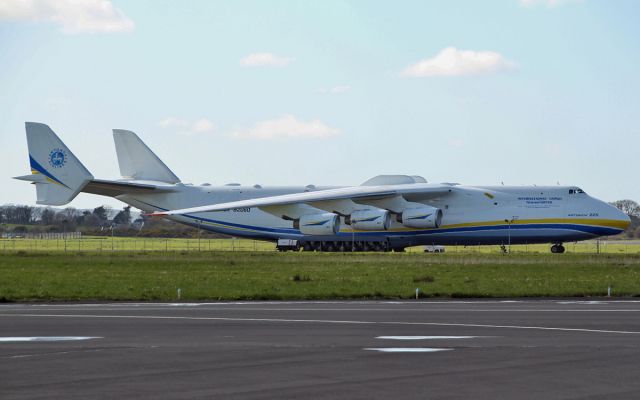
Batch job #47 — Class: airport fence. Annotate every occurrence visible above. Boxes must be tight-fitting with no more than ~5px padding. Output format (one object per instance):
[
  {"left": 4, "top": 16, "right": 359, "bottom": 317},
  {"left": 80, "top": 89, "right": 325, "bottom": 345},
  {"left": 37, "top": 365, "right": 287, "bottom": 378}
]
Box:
[{"left": 0, "top": 236, "right": 639, "bottom": 254}]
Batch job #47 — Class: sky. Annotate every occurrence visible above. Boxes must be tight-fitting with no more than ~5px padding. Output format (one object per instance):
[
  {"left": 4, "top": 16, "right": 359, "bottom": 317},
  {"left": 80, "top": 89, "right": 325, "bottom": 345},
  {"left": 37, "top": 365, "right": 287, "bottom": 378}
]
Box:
[{"left": 1, "top": 0, "right": 639, "bottom": 210}]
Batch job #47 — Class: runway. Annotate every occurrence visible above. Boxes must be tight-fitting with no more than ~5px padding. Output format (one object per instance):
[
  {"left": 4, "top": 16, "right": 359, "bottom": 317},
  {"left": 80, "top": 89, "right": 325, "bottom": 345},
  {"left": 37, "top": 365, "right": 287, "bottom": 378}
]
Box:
[{"left": 2, "top": 300, "right": 640, "bottom": 399}]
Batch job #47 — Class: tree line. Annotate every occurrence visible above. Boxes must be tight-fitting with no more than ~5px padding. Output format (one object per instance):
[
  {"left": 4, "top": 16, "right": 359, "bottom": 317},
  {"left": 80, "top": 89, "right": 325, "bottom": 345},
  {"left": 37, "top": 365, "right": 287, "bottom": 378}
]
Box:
[{"left": 0, "top": 205, "right": 222, "bottom": 238}]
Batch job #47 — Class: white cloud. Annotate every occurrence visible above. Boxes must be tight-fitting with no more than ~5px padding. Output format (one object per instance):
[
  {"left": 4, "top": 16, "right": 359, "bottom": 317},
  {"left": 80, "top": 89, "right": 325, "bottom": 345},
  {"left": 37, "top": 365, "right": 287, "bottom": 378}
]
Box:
[
  {"left": 231, "top": 115, "right": 340, "bottom": 140},
  {"left": 239, "top": 52, "right": 294, "bottom": 67},
  {"left": 318, "top": 85, "right": 351, "bottom": 94},
  {"left": 159, "top": 117, "right": 188, "bottom": 129},
  {"left": 519, "top": 0, "right": 581, "bottom": 7},
  {"left": 0, "top": 0, "right": 134, "bottom": 34},
  {"left": 402, "top": 47, "right": 515, "bottom": 77},
  {"left": 159, "top": 117, "right": 215, "bottom": 135},
  {"left": 192, "top": 118, "right": 215, "bottom": 134}
]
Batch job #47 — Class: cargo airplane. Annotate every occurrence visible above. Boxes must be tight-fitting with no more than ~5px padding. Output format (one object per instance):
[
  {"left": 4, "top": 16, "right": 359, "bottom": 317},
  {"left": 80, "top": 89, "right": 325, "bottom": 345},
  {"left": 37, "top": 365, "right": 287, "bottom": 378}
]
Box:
[{"left": 15, "top": 122, "right": 630, "bottom": 253}]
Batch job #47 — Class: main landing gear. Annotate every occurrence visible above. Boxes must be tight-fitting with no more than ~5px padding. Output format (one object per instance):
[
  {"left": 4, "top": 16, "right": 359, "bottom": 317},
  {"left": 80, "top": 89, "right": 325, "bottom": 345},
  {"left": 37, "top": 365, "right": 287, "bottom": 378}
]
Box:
[
  {"left": 297, "top": 240, "right": 391, "bottom": 252},
  {"left": 550, "top": 243, "right": 566, "bottom": 254}
]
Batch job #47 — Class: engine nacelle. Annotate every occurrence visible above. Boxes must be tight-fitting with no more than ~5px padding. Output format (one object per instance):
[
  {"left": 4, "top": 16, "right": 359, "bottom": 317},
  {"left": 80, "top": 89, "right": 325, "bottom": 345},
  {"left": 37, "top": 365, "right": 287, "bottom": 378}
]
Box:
[
  {"left": 400, "top": 206, "right": 443, "bottom": 229},
  {"left": 296, "top": 213, "right": 340, "bottom": 235},
  {"left": 348, "top": 209, "right": 391, "bottom": 231}
]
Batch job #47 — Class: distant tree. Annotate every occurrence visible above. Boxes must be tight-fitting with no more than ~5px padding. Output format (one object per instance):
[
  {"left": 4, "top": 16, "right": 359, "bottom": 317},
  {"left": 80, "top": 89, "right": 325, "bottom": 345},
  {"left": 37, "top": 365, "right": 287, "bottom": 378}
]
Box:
[
  {"left": 62, "top": 207, "right": 79, "bottom": 221},
  {"left": 77, "top": 210, "right": 96, "bottom": 227},
  {"left": 92, "top": 206, "right": 109, "bottom": 223},
  {"left": 113, "top": 206, "right": 132, "bottom": 226},
  {"left": 30, "top": 207, "right": 43, "bottom": 223},
  {"left": 611, "top": 200, "right": 640, "bottom": 217},
  {"left": 53, "top": 207, "right": 79, "bottom": 230},
  {"left": 19, "top": 206, "right": 33, "bottom": 224},
  {"left": 40, "top": 208, "right": 56, "bottom": 225},
  {"left": 2, "top": 205, "right": 35, "bottom": 224}
]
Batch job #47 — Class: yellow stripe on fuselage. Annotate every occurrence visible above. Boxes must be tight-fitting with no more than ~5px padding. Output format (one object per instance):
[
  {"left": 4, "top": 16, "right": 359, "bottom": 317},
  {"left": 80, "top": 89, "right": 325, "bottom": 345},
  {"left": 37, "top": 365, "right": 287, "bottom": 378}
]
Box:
[
  {"left": 342, "top": 218, "right": 628, "bottom": 233},
  {"left": 445, "top": 218, "right": 629, "bottom": 230}
]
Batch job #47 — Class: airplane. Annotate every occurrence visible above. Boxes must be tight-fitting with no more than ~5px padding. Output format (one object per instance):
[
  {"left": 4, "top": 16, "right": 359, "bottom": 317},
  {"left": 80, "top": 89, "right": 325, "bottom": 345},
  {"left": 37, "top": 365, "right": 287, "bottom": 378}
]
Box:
[{"left": 15, "top": 122, "right": 630, "bottom": 253}]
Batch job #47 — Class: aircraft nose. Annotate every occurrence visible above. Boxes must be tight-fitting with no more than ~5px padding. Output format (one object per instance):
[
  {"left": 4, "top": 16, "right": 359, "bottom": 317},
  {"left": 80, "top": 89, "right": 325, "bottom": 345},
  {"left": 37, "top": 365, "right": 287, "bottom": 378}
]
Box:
[{"left": 611, "top": 205, "right": 631, "bottom": 229}]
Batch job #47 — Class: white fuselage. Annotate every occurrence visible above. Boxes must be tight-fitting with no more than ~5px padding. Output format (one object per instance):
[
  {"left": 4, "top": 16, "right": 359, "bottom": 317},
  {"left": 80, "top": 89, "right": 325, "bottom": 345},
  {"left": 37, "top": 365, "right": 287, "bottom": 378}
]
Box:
[{"left": 116, "top": 183, "right": 629, "bottom": 247}]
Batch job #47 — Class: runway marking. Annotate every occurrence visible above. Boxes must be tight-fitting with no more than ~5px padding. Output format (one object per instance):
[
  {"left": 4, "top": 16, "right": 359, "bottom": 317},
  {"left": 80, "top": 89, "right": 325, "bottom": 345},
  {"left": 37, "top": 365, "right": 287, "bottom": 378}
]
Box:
[
  {"left": 1, "top": 313, "right": 639, "bottom": 335},
  {"left": 0, "top": 336, "right": 102, "bottom": 342},
  {"left": 376, "top": 336, "right": 480, "bottom": 340},
  {"left": 4, "top": 348, "right": 107, "bottom": 359},
  {"left": 364, "top": 348, "right": 452, "bottom": 353},
  {"left": 4, "top": 307, "right": 640, "bottom": 313},
  {"left": 5, "top": 300, "right": 640, "bottom": 309}
]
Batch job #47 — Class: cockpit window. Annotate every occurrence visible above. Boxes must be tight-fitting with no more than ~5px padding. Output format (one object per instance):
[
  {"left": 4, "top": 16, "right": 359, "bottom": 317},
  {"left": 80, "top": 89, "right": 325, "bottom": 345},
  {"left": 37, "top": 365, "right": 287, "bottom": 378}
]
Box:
[{"left": 569, "top": 188, "right": 586, "bottom": 194}]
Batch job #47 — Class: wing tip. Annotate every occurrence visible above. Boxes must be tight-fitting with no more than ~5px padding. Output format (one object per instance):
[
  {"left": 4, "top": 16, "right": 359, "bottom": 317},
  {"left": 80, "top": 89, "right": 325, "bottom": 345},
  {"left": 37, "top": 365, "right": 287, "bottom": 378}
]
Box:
[{"left": 146, "top": 211, "right": 168, "bottom": 217}]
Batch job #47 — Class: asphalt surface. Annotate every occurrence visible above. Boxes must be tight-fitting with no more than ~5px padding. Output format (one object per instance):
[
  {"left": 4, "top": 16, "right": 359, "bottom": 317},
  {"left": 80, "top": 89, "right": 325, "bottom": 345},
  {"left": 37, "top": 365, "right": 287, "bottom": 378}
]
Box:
[{"left": 2, "top": 300, "right": 640, "bottom": 399}]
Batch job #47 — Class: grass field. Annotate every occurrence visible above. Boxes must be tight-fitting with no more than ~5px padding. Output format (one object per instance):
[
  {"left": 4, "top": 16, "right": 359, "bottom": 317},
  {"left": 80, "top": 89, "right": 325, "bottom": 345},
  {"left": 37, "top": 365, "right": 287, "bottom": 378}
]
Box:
[
  {"left": 1, "top": 236, "right": 640, "bottom": 254},
  {"left": 1, "top": 251, "right": 640, "bottom": 301}
]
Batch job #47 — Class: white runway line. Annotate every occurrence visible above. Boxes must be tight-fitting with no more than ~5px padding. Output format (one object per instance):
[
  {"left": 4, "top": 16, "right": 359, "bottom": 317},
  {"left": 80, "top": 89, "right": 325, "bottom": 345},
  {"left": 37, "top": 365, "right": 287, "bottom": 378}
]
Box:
[
  {"left": 376, "top": 336, "right": 480, "bottom": 340},
  {"left": 5, "top": 300, "right": 640, "bottom": 309},
  {"left": 1, "top": 313, "right": 639, "bottom": 335},
  {"left": 4, "top": 307, "right": 640, "bottom": 313},
  {"left": 0, "top": 336, "right": 102, "bottom": 342},
  {"left": 364, "top": 348, "right": 452, "bottom": 353}
]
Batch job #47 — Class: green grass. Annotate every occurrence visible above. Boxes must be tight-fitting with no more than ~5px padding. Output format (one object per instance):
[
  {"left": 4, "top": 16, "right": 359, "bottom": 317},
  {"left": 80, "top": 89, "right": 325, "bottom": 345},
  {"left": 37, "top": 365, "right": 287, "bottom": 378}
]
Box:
[
  {"left": 1, "top": 251, "right": 640, "bottom": 301},
  {"left": 1, "top": 236, "right": 639, "bottom": 254}
]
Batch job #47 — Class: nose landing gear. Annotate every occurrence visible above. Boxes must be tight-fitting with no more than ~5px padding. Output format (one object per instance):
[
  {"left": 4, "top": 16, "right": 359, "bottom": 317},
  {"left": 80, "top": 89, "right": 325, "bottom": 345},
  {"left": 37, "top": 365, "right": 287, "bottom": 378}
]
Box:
[{"left": 550, "top": 243, "right": 566, "bottom": 254}]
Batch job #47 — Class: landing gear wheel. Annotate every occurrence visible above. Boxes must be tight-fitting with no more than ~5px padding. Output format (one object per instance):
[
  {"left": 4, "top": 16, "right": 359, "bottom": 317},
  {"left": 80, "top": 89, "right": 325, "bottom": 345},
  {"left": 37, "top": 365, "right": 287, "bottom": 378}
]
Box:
[{"left": 550, "top": 244, "right": 566, "bottom": 254}]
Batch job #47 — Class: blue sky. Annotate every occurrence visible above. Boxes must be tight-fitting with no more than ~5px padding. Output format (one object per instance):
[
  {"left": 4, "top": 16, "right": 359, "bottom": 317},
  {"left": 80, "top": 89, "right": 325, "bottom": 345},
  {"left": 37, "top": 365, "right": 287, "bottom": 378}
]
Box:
[{"left": 1, "top": 0, "right": 639, "bottom": 209}]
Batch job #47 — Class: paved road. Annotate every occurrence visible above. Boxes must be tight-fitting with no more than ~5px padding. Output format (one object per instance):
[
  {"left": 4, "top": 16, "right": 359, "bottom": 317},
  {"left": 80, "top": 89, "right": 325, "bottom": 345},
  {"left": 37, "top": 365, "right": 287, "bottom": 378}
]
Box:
[{"left": 2, "top": 300, "right": 640, "bottom": 399}]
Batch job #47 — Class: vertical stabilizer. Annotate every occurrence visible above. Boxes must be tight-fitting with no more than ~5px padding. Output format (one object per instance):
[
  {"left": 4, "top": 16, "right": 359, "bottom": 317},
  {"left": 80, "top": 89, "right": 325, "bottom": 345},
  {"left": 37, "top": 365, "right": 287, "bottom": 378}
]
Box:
[
  {"left": 16, "top": 122, "right": 94, "bottom": 206},
  {"left": 112, "top": 129, "right": 181, "bottom": 183}
]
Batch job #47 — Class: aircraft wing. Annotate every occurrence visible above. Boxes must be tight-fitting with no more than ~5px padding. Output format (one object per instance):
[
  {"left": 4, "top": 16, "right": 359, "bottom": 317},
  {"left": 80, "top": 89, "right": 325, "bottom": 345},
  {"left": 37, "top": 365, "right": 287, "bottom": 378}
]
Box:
[{"left": 148, "top": 183, "right": 455, "bottom": 217}]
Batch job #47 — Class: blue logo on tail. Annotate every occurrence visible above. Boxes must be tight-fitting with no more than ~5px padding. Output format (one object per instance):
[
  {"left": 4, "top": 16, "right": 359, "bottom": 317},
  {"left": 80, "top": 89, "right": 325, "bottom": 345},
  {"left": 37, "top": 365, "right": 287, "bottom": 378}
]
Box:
[{"left": 49, "top": 148, "right": 67, "bottom": 168}]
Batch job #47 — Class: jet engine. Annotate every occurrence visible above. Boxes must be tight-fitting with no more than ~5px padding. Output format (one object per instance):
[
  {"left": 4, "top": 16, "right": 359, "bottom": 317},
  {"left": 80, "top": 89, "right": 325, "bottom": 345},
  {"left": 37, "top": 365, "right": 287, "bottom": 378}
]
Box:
[
  {"left": 348, "top": 209, "right": 391, "bottom": 231},
  {"left": 295, "top": 213, "right": 340, "bottom": 235},
  {"left": 399, "top": 206, "right": 443, "bottom": 229}
]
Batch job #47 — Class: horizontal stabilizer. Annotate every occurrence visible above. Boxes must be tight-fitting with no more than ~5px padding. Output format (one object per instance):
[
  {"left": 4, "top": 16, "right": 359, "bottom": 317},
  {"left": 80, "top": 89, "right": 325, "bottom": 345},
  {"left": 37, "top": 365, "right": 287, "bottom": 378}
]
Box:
[{"left": 113, "top": 129, "right": 180, "bottom": 184}]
